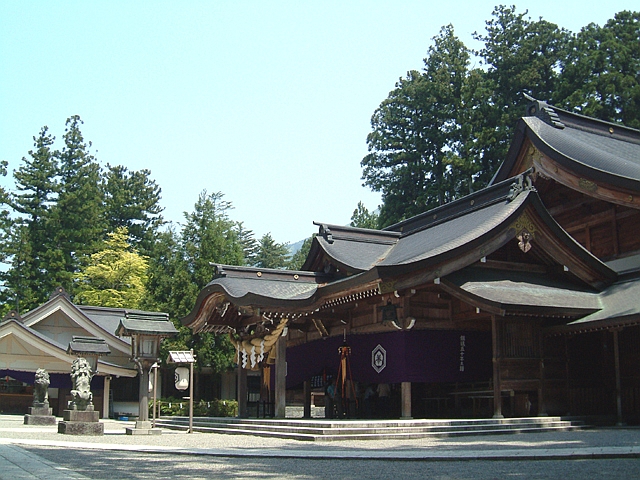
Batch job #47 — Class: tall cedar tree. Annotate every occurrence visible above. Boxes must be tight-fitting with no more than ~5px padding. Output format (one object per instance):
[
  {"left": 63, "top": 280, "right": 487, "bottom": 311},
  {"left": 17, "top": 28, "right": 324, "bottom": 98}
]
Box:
[
  {"left": 235, "top": 221, "right": 259, "bottom": 266},
  {"left": 555, "top": 10, "right": 640, "bottom": 129},
  {"left": 473, "top": 5, "right": 571, "bottom": 176},
  {"left": 288, "top": 236, "right": 313, "bottom": 271},
  {"left": 363, "top": 7, "right": 640, "bottom": 226},
  {"left": 362, "top": 25, "right": 470, "bottom": 226},
  {"left": 50, "top": 115, "right": 105, "bottom": 291},
  {"left": 2, "top": 117, "right": 166, "bottom": 314},
  {"left": 350, "top": 201, "right": 379, "bottom": 229},
  {"left": 1, "top": 127, "right": 59, "bottom": 311}
]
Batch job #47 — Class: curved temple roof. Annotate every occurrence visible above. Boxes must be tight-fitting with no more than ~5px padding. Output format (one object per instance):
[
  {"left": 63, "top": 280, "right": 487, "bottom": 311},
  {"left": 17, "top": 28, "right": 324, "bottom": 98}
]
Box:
[
  {"left": 183, "top": 171, "right": 616, "bottom": 332},
  {"left": 493, "top": 97, "right": 640, "bottom": 193}
]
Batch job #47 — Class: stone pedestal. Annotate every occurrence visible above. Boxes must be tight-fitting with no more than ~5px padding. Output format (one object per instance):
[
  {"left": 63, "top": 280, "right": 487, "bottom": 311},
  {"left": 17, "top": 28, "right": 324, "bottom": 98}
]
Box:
[
  {"left": 58, "top": 406, "right": 104, "bottom": 435},
  {"left": 125, "top": 420, "right": 162, "bottom": 435},
  {"left": 24, "top": 402, "right": 56, "bottom": 425}
]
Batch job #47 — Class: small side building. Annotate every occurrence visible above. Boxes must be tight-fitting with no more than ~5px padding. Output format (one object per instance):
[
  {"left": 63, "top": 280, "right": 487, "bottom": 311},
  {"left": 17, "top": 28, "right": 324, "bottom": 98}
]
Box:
[{"left": 0, "top": 287, "right": 167, "bottom": 418}]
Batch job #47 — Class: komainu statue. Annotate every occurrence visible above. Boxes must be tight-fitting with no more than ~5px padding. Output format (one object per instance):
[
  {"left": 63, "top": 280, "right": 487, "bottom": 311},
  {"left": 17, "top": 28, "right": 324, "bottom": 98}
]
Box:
[
  {"left": 33, "top": 368, "right": 50, "bottom": 405},
  {"left": 69, "top": 358, "right": 93, "bottom": 410}
]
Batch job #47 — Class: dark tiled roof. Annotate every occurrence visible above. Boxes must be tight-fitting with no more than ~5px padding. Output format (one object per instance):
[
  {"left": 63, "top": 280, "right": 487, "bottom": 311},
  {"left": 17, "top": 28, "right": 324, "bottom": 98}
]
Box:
[
  {"left": 203, "top": 265, "right": 325, "bottom": 303},
  {"left": 493, "top": 98, "right": 640, "bottom": 188},
  {"left": 380, "top": 193, "right": 526, "bottom": 267},
  {"left": 444, "top": 267, "right": 601, "bottom": 315},
  {"left": 568, "top": 276, "right": 640, "bottom": 325},
  {"left": 205, "top": 274, "right": 319, "bottom": 302},
  {"left": 116, "top": 313, "right": 177, "bottom": 337},
  {"left": 313, "top": 175, "right": 531, "bottom": 275},
  {"left": 80, "top": 306, "right": 166, "bottom": 342},
  {"left": 183, "top": 171, "right": 617, "bottom": 331},
  {"left": 67, "top": 336, "right": 111, "bottom": 355},
  {"left": 307, "top": 223, "right": 400, "bottom": 273}
]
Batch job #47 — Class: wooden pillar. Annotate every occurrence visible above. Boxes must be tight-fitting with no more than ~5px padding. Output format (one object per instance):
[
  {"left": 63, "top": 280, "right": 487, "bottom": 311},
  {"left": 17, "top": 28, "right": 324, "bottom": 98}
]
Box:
[
  {"left": 303, "top": 380, "right": 311, "bottom": 418},
  {"left": 275, "top": 334, "right": 287, "bottom": 418},
  {"left": 565, "top": 336, "right": 571, "bottom": 414},
  {"left": 237, "top": 363, "right": 247, "bottom": 418},
  {"left": 491, "top": 315, "right": 504, "bottom": 418},
  {"left": 538, "top": 325, "right": 547, "bottom": 416},
  {"left": 401, "top": 381, "right": 412, "bottom": 419},
  {"left": 613, "top": 329, "right": 623, "bottom": 425},
  {"left": 103, "top": 376, "right": 111, "bottom": 419}
]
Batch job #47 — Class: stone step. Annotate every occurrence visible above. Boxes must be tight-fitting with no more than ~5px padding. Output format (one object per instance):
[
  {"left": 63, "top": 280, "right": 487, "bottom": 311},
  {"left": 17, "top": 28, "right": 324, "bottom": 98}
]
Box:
[{"left": 155, "top": 416, "right": 587, "bottom": 441}]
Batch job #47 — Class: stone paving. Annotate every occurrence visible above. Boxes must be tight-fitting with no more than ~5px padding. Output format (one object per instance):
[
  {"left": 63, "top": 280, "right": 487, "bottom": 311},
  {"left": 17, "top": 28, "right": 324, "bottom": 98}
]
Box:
[{"left": 0, "top": 414, "right": 639, "bottom": 479}]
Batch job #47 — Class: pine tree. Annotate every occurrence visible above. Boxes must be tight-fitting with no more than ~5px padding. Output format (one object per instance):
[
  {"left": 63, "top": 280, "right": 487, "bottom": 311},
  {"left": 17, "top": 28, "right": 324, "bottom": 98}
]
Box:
[
  {"left": 103, "top": 164, "right": 164, "bottom": 254},
  {"left": 253, "top": 233, "right": 290, "bottom": 269}
]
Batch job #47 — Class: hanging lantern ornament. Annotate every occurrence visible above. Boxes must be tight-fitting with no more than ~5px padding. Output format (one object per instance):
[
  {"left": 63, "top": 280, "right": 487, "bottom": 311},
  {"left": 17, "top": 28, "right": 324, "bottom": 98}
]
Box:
[
  {"left": 174, "top": 366, "right": 190, "bottom": 391},
  {"left": 380, "top": 301, "right": 398, "bottom": 326}
]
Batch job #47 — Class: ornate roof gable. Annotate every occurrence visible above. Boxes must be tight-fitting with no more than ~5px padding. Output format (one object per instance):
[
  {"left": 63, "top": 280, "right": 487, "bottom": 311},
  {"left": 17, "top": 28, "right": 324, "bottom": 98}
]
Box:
[{"left": 493, "top": 96, "right": 640, "bottom": 205}]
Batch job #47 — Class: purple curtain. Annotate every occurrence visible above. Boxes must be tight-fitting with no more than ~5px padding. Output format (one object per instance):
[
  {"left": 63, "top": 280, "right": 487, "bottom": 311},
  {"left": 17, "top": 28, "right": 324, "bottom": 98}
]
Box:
[{"left": 285, "top": 330, "right": 491, "bottom": 389}]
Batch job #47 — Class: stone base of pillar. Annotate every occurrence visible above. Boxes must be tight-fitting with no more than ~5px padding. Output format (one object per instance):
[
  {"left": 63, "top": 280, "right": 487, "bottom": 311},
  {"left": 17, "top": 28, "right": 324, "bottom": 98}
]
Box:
[{"left": 126, "top": 420, "right": 162, "bottom": 435}]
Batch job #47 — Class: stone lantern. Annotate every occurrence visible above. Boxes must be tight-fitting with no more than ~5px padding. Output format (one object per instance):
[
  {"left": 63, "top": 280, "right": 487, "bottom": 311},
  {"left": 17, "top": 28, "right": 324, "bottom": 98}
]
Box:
[
  {"left": 115, "top": 311, "right": 177, "bottom": 435},
  {"left": 66, "top": 335, "right": 111, "bottom": 374}
]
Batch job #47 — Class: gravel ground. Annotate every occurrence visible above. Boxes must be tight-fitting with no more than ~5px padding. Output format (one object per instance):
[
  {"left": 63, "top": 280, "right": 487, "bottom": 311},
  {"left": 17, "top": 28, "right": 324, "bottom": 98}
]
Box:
[
  {"left": 3, "top": 415, "right": 640, "bottom": 479},
  {"left": 15, "top": 446, "right": 640, "bottom": 480},
  {"left": 1, "top": 414, "right": 640, "bottom": 454}
]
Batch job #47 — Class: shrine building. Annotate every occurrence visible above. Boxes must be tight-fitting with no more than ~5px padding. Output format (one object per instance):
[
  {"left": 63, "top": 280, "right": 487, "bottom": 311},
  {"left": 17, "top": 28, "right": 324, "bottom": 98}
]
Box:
[{"left": 182, "top": 97, "right": 639, "bottom": 424}]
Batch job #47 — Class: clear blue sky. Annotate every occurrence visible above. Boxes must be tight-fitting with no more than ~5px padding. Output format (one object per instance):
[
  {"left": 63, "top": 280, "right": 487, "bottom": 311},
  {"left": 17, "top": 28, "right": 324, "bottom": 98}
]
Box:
[{"left": 1, "top": 1, "right": 636, "bottom": 245}]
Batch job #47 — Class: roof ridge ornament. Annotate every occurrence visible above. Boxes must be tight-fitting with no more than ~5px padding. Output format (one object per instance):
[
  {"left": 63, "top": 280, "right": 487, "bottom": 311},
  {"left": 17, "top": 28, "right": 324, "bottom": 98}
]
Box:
[
  {"left": 508, "top": 170, "right": 536, "bottom": 201},
  {"left": 319, "top": 224, "right": 334, "bottom": 244},
  {"left": 524, "top": 94, "right": 565, "bottom": 129},
  {"left": 50, "top": 286, "right": 71, "bottom": 300}
]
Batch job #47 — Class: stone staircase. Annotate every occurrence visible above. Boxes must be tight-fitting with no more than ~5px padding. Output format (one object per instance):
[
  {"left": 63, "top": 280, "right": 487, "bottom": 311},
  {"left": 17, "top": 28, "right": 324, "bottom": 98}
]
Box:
[{"left": 155, "top": 416, "right": 587, "bottom": 441}]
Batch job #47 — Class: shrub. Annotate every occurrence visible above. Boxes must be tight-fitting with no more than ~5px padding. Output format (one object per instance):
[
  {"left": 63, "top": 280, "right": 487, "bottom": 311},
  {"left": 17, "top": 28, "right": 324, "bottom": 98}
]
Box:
[{"left": 150, "top": 397, "right": 238, "bottom": 417}]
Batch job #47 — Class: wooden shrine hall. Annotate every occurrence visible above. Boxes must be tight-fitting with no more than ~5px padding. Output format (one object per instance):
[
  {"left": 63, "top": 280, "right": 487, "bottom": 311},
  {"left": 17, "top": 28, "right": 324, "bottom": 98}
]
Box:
[{"left": 182, "top": 98, "right": 640, "bottom": 424}]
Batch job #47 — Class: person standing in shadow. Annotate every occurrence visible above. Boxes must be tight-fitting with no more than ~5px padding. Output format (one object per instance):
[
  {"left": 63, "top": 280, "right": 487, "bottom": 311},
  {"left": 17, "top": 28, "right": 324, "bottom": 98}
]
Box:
[
  {"left": 376, "top": 383, "right": 391, "bottom": 418},
  {"left": 325, "top": 378, "right": 336, "bottom": 419}
]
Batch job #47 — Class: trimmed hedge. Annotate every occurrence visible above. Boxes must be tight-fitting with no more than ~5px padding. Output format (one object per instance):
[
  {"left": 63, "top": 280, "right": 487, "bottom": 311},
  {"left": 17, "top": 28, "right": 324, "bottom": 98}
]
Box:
[{"left": 151, "top": 397, "right": 238, "bottom": 417}]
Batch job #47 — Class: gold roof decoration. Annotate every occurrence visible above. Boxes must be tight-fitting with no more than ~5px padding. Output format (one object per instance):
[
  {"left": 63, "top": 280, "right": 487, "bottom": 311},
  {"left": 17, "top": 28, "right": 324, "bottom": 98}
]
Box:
[{"left": 229, "top": 318, "right": 289, "bottom": 371}]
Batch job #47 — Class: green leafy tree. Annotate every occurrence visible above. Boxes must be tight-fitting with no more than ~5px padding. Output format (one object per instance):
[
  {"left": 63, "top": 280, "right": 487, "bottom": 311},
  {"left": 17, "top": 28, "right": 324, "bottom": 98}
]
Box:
[
  {"left": 103, "top": 165, "right": 164, "bottom": 254},
  {"left": 144, "top": 191, "right": 245, "bottom": 378},
  {"left": 556, "top": 10, "right": 640, "bottom": 129},
  {"left": 253, "top": 233, "right": 290, "bottom": 269},
  {"left": 142, "top": 227, "right": 184, "bottom": 317},
  {"left": 74, "top": 227, "right": 148, "bottom": 308},
  {"left": 181, "top": 190, "right": 245, "bottom": 297},
  {"left": 350, "top": 201, "right": 379, "bottom": 229}
]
